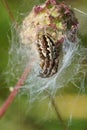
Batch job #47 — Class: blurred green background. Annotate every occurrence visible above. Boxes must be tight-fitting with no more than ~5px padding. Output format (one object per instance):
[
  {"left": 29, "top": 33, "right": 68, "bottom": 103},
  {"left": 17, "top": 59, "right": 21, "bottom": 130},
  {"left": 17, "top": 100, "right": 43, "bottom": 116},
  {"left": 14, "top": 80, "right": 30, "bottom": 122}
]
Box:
[{"left": 0, "top": 0, "right": 87, "bottom": 130}]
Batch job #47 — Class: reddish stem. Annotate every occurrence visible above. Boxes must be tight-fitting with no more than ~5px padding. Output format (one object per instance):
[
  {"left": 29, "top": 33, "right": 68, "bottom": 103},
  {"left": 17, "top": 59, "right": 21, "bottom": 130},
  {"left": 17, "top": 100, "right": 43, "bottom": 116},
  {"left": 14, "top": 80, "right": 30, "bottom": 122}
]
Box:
[
  {"left": 0, "top": 65, "right": 30, "bottom": 117},
  {"left": 0, "top": 0, "right": 30, "bottom": 118}
]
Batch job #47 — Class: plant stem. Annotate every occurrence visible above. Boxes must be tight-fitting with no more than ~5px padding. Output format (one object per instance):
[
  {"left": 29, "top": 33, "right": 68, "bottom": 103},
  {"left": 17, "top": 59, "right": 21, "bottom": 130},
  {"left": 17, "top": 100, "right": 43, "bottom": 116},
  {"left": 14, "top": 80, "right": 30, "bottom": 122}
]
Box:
[
  {"left": 0, "top": 65, "right": 30, "bottom": 117},
  {"left": 46, "top": 91, "right": 68, "bottom": 130},
  {"left": 2, "top": 0, "right": 18, "bottom": 28}
]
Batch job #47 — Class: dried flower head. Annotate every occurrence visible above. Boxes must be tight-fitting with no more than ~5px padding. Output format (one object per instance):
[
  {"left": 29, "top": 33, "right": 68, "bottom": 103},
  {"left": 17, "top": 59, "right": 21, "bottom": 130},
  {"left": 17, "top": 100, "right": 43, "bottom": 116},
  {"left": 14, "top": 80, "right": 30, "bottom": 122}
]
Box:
[{"left": 20, "top": 0, "right": 78, "bottom": 78}]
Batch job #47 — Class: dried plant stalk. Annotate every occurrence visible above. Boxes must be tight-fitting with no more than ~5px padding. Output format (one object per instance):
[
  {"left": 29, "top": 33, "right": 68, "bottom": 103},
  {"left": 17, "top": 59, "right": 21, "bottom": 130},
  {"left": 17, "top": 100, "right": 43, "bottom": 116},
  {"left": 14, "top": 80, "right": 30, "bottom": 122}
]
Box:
[
  {"left": 46, "top": 90, "right": 68, "bottom": 130},
  {"left": 2, "top": 0, "right": 18, "bottom": 28}
]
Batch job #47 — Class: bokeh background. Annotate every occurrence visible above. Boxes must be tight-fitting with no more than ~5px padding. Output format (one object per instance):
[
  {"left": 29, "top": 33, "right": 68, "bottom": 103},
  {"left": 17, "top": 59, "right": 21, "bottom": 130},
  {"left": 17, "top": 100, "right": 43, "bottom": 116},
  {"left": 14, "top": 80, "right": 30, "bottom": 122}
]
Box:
[{"left": 0, "top": 0, "right": 87, "bottom": 130}]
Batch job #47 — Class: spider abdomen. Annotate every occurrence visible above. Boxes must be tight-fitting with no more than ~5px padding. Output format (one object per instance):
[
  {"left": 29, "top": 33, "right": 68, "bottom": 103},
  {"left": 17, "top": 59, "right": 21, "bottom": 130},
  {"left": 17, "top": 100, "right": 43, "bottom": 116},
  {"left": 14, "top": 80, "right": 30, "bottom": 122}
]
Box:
[{"left": 37, "top": 33, "right": 60, "bottom": 78}]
